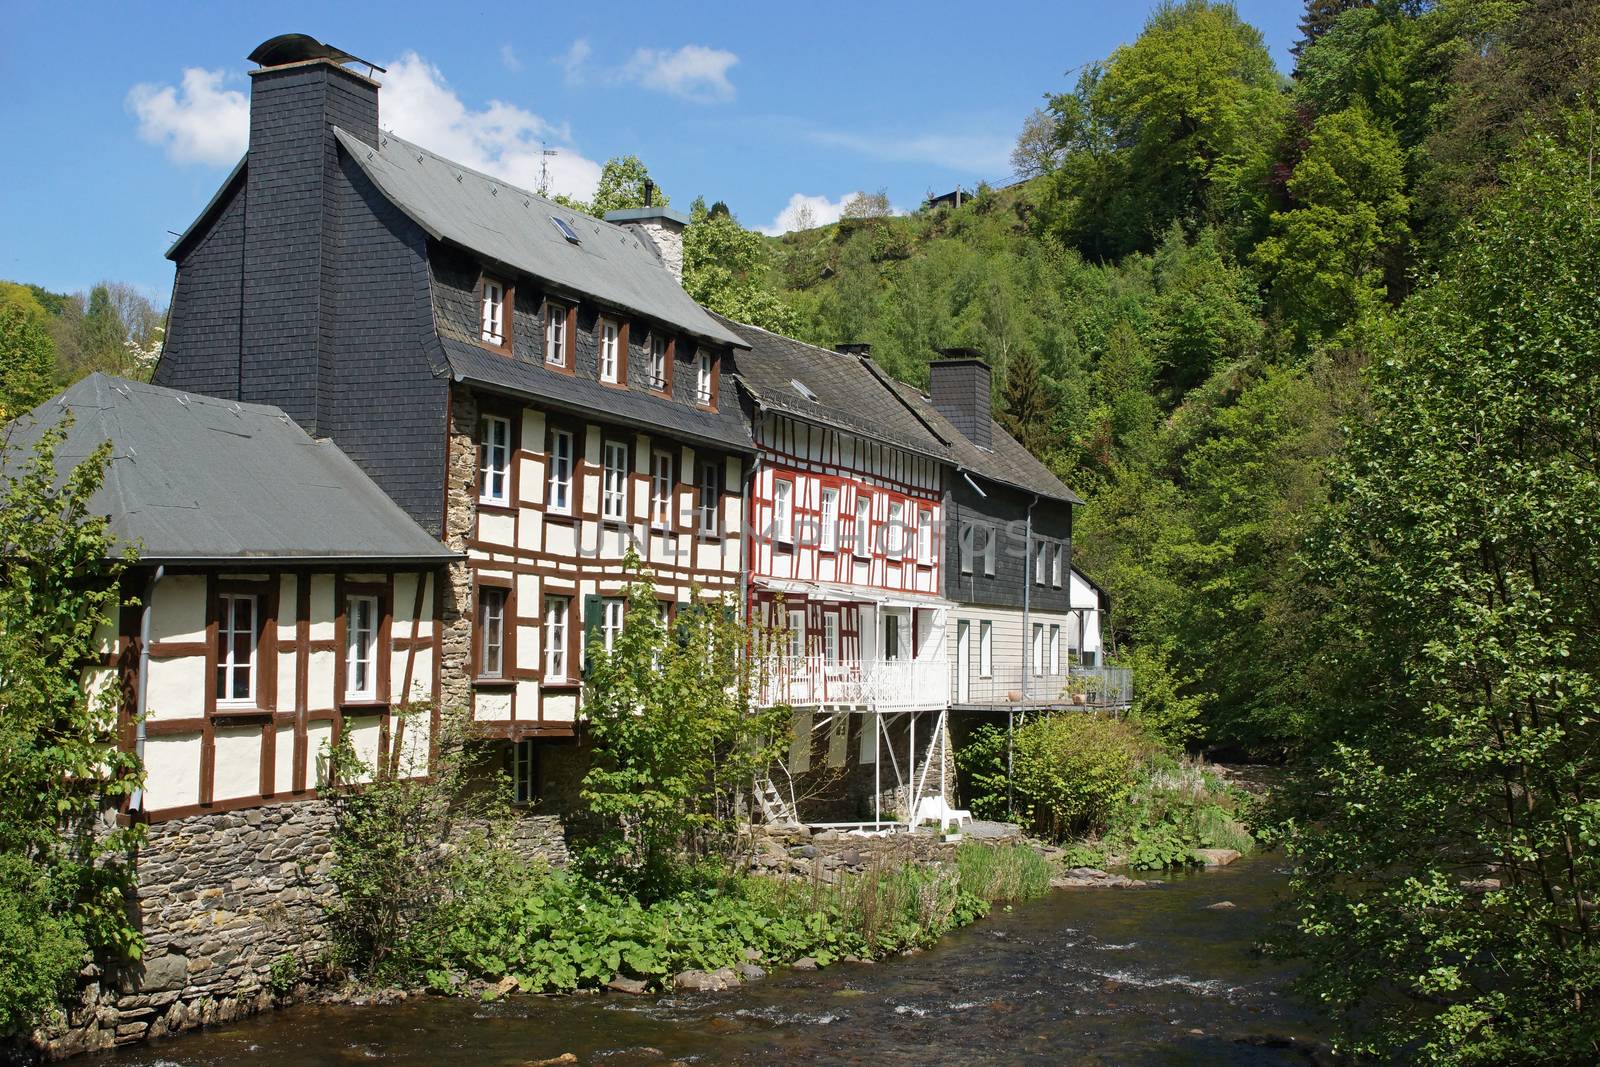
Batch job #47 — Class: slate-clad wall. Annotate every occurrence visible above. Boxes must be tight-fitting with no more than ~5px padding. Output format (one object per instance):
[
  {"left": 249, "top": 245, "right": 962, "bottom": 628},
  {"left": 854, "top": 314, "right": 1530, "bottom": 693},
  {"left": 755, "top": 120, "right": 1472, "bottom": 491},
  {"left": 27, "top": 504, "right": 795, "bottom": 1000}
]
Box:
[
  {"left": 155, "top": 186, "right": 245, "bottom": 400},
  {"left": 944, "top": 477, "right": 1072, "bottom": 613}
]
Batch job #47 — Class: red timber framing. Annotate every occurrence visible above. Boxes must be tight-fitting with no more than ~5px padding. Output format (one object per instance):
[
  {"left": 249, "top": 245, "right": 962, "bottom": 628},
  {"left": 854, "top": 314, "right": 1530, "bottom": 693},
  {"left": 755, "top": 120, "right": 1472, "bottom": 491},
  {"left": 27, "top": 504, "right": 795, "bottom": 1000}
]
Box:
[{"left": 120, "top": 565, "right": 446, "bottom": 824}]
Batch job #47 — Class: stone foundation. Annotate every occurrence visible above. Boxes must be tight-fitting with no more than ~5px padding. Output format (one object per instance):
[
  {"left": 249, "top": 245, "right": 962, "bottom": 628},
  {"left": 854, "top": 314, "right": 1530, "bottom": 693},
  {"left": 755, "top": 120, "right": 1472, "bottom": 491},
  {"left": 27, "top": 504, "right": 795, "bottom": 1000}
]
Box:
[{"left": 23, "top": 794, "right": 570, "bottom": 1061}]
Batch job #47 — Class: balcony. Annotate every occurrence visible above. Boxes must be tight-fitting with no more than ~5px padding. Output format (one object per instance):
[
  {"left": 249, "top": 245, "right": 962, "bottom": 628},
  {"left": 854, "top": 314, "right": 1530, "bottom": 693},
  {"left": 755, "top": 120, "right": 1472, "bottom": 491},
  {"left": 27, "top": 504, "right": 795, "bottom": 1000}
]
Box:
[
  {"left": 758, "top": 654, "right": 948, "bottom": 711},
  {"left": 955, "top": 664, "right": 1133, "bottom": 710}
]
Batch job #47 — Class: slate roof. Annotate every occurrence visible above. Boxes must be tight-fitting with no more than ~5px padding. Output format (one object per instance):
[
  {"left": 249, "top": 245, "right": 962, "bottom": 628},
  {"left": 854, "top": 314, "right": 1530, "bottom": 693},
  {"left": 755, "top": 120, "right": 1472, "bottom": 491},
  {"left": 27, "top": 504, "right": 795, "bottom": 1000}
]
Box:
[
  {"left": 335, "top": 128, "right": 743, "bottom": 349},
  {"left": 718, "top": 317, "right": 950, "bottom": 458},
  {"left": 441, "top": 337, "right": 754, "bottom": 454},
  {"left": 3, "top": 375, "right": 458, "bottom": 565},
  {"left": 884, "top": 380, "right": 1082, "bottom": 505}
]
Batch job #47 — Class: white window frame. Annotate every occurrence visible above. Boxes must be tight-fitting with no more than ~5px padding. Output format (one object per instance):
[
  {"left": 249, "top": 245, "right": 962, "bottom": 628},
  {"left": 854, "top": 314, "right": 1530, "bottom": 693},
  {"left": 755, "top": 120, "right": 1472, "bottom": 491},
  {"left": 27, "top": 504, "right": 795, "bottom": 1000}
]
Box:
[
  {"left": 513, "top": 738, "right": 537, "bottom": 805},
  {"left": 602, "top": 597, "right": 626, "bottom": 653},
  {"left": 216, "top": 592, "right": 258, "bottom": 705},
  {"left": 649, "top": 333, "right": 669, "bottom": 391},
  {"left": 1032, "top": 622, "right": 1045, "bottom": 676},
  {"left": 480, "top": 278, "right": 505, "bottom": 345},
  {"left": 822, "top": 612, "right": 840, "bottom": 665},
  {"left": 786, "top": 608, "right": 807, "bottom": 661},
  {"left": 651, "top": 449, "right": 674, "bottom": 530},
  {"left": 959, "top": 522, "right": 975, "bottom": 575},
  {"left": 479, "top": 586, "right": 507, "bottom": 679},
  {"left": 1036, "top": 541, "right": 1048, "bottom": 586},
  {"left": 917, "top": 507, "right": 933, "bottom": 564},
  {"left": 543, "top": 596, "right": 568, "bottom": 682},
  {"left": 599, "top": 318, "right": 620, "bottom": 383},
  {"left": 695, "top": 347, "right": 714, "bottom": 404},
  {"left": 819, "top": 488, "right": 839, "bottom": 552},
  {"left": 979, "top": 619, "right": 993, "bottom": 678},
  {"left": 544, "top": 302, "right": 567, "bottom": 367},
  {"left": 479, "top": 414, "right": 511, "bottom": 506},
  {"left": 345, "top": 594, "right": 379, "bottom": 700},
  {"left": 699, "top": 460, "right": 720, "bottom": 536},
  {"left": 888, "top": 500, "right": 905, "bottom": 558},
  {"left": 547, "top": 429, "right": 573, "bottom": 514},
  {"left": 1049, "top": 624, "right": 1062, "bottom": 675},
  {"left": 854, "top": 494, "right": 872, "bottom": 557},
  {"left": 602, "top": 440, "right": 628, "bottom": 521},
  {"left": 1053, "top": 544, "right": 1064, "bottom": 587},
  {"left": 982, "top": 525, "right": 996, "bottom": 577},
  {"left": 773, "top": 478, "right": 794, "bottom": 543}
]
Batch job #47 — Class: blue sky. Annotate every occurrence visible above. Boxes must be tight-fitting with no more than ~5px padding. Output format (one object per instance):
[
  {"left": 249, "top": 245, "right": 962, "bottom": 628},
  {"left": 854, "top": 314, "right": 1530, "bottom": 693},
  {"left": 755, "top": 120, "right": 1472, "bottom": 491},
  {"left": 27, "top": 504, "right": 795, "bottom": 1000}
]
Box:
[{"left": 0, "top": 1, "right": 1301, "bottom": 300}]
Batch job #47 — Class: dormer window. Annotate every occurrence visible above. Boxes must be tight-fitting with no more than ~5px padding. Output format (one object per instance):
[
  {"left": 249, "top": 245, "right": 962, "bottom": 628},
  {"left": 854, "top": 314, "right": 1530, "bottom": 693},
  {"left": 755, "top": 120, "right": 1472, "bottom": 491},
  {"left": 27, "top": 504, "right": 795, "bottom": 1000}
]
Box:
[
  {"left": 481, "top": 277, "right": 507, "bottom": 348},
  {"left": 695, "top": 348, "right": 714, "bottom": 405},
  {"left": 648, "top": 333, "right": 669, "bottom": 392},
  {"left": 545, "top": 302, "right": 568, "bottom": 367},
  {"left": 599, "top": 319, "right": 621, "bottom": 383}
]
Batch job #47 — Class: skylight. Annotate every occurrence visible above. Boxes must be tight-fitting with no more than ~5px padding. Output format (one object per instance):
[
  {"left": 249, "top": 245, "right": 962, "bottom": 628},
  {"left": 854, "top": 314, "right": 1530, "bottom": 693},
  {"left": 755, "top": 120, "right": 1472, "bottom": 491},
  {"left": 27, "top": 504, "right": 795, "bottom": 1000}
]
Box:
[
  {"left": 550, "top": 215, "right": 581, "bottom": 244},
  {"left": 790, "top": 378, "right": 818, "bottom": 402}
]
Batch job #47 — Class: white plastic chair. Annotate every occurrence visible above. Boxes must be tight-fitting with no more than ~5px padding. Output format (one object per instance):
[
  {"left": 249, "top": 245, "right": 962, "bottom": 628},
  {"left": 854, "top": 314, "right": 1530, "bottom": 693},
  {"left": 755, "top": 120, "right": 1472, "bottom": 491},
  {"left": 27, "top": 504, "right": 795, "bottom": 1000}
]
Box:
[{"left": 914, "top": 796, "right": 972, "bottom": 831}]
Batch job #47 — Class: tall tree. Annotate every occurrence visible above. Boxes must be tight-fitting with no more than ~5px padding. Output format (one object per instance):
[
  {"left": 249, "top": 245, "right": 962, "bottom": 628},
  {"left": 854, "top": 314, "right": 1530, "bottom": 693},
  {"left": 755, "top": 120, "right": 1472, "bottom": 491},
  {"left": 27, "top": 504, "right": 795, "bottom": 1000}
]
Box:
[
  {"left": 1282, "top": 132, "right": 1600, "bottom": 1064},
  {"left": 0, "top": 285, "right": 56, "bottom": 419},
  {"left": 1291, "top": 0, "right": 1372, "bottom": 63},
  {"left": 682, "top": 199, "right": 799, "bottom": 334},
  {"left": 590, "top": 155, "right": 669, "bottom": 218},
  {"left": 997, "top": 344, "right": 1060, "bottom": 458}
]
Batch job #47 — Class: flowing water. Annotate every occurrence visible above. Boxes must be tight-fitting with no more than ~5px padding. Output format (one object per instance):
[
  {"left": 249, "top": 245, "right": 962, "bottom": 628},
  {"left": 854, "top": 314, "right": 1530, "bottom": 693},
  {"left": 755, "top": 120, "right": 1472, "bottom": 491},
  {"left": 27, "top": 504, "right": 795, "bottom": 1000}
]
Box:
[{"left": 106, "top": 854, "right": 1326, "bottom": 1066}]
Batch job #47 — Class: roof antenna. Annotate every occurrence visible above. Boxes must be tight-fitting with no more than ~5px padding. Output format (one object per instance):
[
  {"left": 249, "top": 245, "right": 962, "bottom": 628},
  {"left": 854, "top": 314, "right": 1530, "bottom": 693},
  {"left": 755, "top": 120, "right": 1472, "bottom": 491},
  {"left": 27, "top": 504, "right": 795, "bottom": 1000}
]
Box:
[{"left": 538, "top": 141, "right": 557, "bottom": 197}]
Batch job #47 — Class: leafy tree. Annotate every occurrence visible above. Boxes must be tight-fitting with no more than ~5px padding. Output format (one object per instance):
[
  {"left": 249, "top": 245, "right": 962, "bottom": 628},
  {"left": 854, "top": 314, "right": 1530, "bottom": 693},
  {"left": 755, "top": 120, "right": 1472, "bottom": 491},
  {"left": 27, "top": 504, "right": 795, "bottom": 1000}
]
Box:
[
  {"left": 996, "top": 343, "right": 1060, "bottom": 458},
  {"left": 841, "top": 189, "right": 892, "bottom": 219},
  {"left": 0, "top": 422, "right": 142, "bottom": 1035},
  {"left": 1291, "top": 0, "right": 1372, "bottom": 63},
  {"left": 0, "top": 285, "right": 56, "bottom": 420},
  {"left": 590, "top": 155, "right": 669, "bottom": 218},
  {"left": 682, "top": 200, "right": 799, "bottom": 334},
  {"left": 1010, "top": 106, "right": 1062, "bottom": 178},
  {"left": 1252, "top": 106, "right": 1409, "bottom": 347},
  {"left": 580, "top": 558, "right": 789, "bottom": 900},
  {"left": 1280, "top": 132, "right": 1600, "bottom": 1064}
]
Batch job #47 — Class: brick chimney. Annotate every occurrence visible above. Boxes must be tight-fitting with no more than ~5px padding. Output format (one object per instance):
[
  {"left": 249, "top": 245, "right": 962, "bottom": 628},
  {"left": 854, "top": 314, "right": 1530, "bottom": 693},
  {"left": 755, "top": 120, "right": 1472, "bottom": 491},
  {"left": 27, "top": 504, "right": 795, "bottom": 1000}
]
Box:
[
  {"left": 241, "top": 35, "right": 380, "bottom": 433},
  {"left": 603, "top": 206, "right": 689, "bottom": 283},
  {"left": 929, "top": 348, "right": 993, "bottom": 450}
]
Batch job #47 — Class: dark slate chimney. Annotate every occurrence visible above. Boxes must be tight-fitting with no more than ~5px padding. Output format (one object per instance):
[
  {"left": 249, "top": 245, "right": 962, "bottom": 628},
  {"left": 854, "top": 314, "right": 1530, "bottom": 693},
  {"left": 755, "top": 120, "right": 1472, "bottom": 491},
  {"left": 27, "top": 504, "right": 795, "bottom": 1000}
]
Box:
[
  {"left": 241, "top": 35, "right": 380, "bottom": 434},
  {"left": 929, "top": 348, "right": 993, "bottom": 450}
]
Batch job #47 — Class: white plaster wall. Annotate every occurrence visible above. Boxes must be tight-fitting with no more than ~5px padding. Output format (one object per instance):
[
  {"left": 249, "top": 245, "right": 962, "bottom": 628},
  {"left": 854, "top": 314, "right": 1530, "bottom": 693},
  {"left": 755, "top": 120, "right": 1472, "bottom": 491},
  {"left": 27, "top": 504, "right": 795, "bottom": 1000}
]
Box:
[
  {"left": 307, "top": 649, "right": 336, "bottom": 711},
  {"left": 307, "top": 721, "right": 334, "bottom": 788},
  {"left": 479, "top": 511, "right": 515, "bottom": 545},
  {"left": 308, "top": 575, "right": 335, "bottom": 642},
  {"left": 211, "top": 724, "right": 261, "bottom": 801},
  {"left": 392, "top": 573, "right": 419, "bottom": 638},
  {"left": 345, "top": 717, "right": 382, "bottom": 783},
  {"left": 546, "top": 521, "right": 576, "bottom": 557},
  {"left": 273, "top": 726, "right": 296, "bottom": 794},
  {"left": 394, "top": 708, "right": 431, "bottom": 777},
  {"left": 543, "top": 690, "right": 576, "bottom": 722},
  {"left": 476, "top": 689, "right": 512, "bottom": 721},
  {"left": 146, "top": 655, "right": 206, "bottom": 719},
  {"left": 143, "top": 734, "right": 200, "bottom": 810},
  {"left": 150, "top": 575, "right": 207, "bottom": 644}
]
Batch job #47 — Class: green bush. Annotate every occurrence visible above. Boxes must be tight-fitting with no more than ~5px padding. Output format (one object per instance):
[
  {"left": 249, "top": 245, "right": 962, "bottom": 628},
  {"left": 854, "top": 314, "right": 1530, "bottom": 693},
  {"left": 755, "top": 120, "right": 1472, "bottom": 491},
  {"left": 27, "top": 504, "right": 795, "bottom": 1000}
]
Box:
[{"left": 1007, "top": 713, "right": 1143, "bottom": 841}]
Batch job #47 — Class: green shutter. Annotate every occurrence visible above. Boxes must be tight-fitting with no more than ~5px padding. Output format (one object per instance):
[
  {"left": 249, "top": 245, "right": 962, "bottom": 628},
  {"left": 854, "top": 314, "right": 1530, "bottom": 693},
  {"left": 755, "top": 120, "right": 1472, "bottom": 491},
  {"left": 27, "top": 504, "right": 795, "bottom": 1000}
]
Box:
[{"left": 582, "top": 594, "right": 602, "bottom": 676}]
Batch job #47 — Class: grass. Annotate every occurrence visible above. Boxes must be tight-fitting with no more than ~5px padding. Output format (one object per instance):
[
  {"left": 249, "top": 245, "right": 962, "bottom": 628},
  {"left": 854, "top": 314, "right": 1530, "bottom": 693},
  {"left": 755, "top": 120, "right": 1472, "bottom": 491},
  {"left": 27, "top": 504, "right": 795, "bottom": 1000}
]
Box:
[{"left": 954, "top": 842, "right": 1053, "bottom": 901}]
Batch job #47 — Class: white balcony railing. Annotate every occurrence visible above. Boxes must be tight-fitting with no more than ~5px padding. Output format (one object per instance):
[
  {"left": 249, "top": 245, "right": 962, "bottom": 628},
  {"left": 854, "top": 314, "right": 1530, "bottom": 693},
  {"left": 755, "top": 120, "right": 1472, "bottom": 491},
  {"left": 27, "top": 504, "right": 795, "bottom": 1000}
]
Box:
[{"left": 758, "top": 654, "right": 948, "bottom": 711}]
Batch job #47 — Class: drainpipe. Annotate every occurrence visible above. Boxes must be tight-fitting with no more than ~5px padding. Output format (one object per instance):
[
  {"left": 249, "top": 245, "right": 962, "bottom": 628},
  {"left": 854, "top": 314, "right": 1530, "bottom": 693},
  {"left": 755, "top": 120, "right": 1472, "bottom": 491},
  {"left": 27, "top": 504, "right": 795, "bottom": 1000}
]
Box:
[
  {"left": 1022, "top": 493, "right": 1037, "bottom": 702},
  {"left": 131, "top": 564, "right": 165, "bottom": 814}
]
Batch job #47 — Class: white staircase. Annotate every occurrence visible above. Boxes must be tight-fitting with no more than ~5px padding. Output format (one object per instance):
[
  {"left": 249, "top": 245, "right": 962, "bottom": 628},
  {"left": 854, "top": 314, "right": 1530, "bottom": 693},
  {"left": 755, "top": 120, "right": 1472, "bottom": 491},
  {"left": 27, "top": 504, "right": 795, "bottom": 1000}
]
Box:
[{"left": 754, "top": 776, "right": 798, "bottom": 827}]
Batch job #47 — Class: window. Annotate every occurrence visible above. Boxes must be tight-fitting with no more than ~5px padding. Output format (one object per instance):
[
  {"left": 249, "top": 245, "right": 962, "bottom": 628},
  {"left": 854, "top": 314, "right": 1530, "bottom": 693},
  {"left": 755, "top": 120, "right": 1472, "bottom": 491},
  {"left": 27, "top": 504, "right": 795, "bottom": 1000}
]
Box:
[
  {"left": 648, "top": 333, "right": 669, "bottom": 391},
  {"left": 602, "top": 440, "right": 628, "bottom": 521},
  {"left": 786, "top": 609, "right": 806, "bottom": 661},
  {"left": 883, "top": 613, "right": 902, "bottom": 661},
  {"left": 979, "top": 620, "right": 993, "bottom": 678},
  {"left": 959, "top": 522, "right": 975, "bottom": 575},
  {"left": 513, "top": 739, "right": 537, "bottom": 805},
  {"left": 854, "top": 494, "right": 872, "bottom": 556},
  {"left": 773, "top": 478, "right": 794, "bottom": 543},
  {"left": 216, "top": 592, "right": 257, "bottom": 704},
  {"left": 601, "top": 598, "right": 625, "bottom": 653},
  {"left": 699, "top": 460, "right": 721, "bottom": 536},
  {"left": 547, "top": 429, "right": 573, "bottom": 513},
  {"left": 917, "top": 507, "right": 933, "bottom": 564},
  {"left": 651, "top": 450, "right": 674, "bottom": 529},
  {"left": 544, "top": 596, "right": 568, "bottom": 681},
  {"left": 478, "top": 415, "right": 511, "bottom": 505},
  {"left": 599, "top": 319, "right": 621, "bottom": 383},
  {"left": 481, "top": 278, "right": 505, "bottom": 346},
  {"left": 479, "top": 587, "right": 507, "bottom": 679},
  {"left": 346, "top": 594, "right": 378, "bottom": 700},
  {"left": 1036, "top": 541, "right": 1049, "bottom": 586},
  {"left": 1049, "top": 624, "right": 1062, "bottom": 675},
  {"left": 544, "top": 303, "right": 567, "bottom": 367},
  {"left": 822, "top": 613, "right": 840, "bottom": 664},
  {"left": 982, "top": 525, "right": 996, "bottom": 577},
  {"left": 888, "top": 500, "right": 905, "bottom": 558},
  {"left": 819, "top": 488, "right": 839, "bottom": 552},
  {"left": 1032, "top": 623, "right": 1045, "bottom": 676},
  {"left": 695, "top": 348, "right": 714, "bottom": 404},
  {"left": 1052, "top": 544, "right": 1064, "bottom": 588},
  {"left": 550, "top": 214, "right": 581, "bottom": 243}
]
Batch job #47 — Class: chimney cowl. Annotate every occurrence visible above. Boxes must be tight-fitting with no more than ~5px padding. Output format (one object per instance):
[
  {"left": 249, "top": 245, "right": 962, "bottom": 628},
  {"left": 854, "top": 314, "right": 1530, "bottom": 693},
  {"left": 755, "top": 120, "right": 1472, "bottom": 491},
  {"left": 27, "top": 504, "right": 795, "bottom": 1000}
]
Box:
[
  {"left": 834, "top": 342, "right": 872, "bottom": 358},
  {"left": 247, "top": 33, "right": 386, "bottom": 76}
]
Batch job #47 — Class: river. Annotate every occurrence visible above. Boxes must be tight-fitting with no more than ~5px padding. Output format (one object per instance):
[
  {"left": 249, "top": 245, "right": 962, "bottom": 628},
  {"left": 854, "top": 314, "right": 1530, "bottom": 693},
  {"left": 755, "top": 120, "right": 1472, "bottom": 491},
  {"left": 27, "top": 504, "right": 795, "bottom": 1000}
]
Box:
[{"left": 106, "top": 854, "right": 1326, "bottom": 1066}]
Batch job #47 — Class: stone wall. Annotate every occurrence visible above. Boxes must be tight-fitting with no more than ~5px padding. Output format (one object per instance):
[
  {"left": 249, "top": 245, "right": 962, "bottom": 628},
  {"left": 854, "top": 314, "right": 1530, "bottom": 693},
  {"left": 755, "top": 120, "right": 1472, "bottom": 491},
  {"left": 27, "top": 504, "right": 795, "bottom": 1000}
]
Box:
[
  {"left": 26, "top": 793, "right": 570, "bottom": 1060},
  {"left": 439, "top": 384, "right": 478, "bottom": 717}
]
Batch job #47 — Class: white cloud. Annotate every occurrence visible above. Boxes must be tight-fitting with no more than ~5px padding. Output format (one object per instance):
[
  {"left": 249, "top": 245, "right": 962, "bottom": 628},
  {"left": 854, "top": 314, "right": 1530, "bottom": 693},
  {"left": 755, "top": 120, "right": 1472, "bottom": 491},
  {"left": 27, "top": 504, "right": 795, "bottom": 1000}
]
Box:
[
  {"left": 806, "top": 128, "right": 1011, "bottom": 175},
  {"left": 499, "top": 44, "right": 522, "bottom": 72},
  {"left": 624, "top": 45, "right": 738, "bottom": 102},
  {"left": 126, "top": 68, "right": 249, "bottom": 166},
  {"left": 127, "top": 52, "right": 603, "bottom": 202},
  {"left": 760, "top": 192, "right": 858, "bottom": 236},
  {"left": 379, "top": 52, "right": 601, "bottom": 200},
  {"left": 561, "top": 38, "right": 737, "bottom": 102}
]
